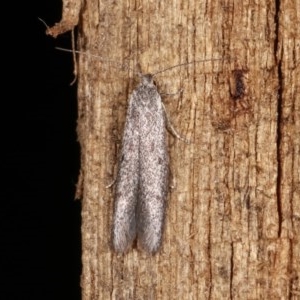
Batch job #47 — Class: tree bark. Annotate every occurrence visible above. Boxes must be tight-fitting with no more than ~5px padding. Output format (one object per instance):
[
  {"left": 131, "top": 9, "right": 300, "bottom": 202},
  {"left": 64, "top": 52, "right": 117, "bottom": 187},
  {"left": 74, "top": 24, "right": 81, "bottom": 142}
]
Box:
[{"left": 48, "top": 0, "right": 300, "bottom": 298}]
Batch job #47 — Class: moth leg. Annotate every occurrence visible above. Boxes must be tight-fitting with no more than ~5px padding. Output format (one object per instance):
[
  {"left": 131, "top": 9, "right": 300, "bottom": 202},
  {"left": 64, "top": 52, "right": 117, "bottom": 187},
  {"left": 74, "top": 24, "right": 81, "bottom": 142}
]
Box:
[
  {"left": 106, "top": 147, "right": 125, "bottom": 188},
  {"left": 106, "top": 179, "right": 115, "bottom": 188},
  {"left": 162, "top": 103, "right": 190, "bottom": 144}
]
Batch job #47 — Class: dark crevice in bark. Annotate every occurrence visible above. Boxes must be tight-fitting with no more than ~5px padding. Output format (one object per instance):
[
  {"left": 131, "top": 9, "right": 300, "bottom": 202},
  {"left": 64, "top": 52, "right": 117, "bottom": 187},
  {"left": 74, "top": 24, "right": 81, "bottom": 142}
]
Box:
[
  {"left": 274, "top": 0, "right": 283, "bottom": 237},
  {"left": 208, "top": 199, "right": 212, "bottom": 300},
  {"left": 230, "top": 242, "right": 234, "bottom": 300}
]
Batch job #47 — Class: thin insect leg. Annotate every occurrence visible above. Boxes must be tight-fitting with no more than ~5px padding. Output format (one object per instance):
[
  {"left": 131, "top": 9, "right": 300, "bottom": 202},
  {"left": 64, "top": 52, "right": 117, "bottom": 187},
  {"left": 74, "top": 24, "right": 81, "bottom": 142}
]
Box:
[
  {"left": 106, "top": 179, "right": 116, "bottom": 188},
  {"left": 162, "top": 103, "right": 190, "bottom": 144},
  {"left": 106, "top": 147, "right": 126, "bottom": 188}
]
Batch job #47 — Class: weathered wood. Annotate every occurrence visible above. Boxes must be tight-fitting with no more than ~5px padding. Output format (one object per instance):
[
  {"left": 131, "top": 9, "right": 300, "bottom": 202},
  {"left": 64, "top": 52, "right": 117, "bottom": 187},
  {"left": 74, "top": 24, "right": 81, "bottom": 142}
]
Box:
[{"left": 49, "top": 0, "right": 300, "bottom": 298}]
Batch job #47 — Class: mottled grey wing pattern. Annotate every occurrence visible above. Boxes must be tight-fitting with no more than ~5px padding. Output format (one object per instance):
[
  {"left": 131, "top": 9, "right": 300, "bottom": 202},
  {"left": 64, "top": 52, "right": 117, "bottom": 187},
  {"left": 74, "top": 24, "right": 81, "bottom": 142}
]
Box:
[
  {"left": 112, "top": 74, "right": 169, "bottom": 254},
  {"left": 112, "top": 87, "right": 140, "bottom": 253},
  {"left": 136, "top": 76, "right": 169, "bottom": 253}
]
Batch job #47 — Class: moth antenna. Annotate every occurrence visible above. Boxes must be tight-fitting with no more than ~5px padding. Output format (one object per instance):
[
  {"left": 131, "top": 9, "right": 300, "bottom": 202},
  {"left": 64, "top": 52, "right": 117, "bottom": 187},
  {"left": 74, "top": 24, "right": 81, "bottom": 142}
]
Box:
[
  {"left": 38, "top": 17, "right": 50, "bottom": 30},
  {"left": 70, "top": 30, "right": 77, "bottom": 85},
  {"left": 55, "top": 47, "right": 135, "bottom": 72},
  {"left": 152, "top": 56, "right": 231, "bottom": 77}
]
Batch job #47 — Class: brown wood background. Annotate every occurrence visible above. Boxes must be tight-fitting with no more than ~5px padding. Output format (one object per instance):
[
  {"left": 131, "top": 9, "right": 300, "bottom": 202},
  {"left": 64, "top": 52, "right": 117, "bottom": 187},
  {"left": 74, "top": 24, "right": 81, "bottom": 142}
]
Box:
[{"left": 48, "top": 0, "right": 300, "bottom": 298}]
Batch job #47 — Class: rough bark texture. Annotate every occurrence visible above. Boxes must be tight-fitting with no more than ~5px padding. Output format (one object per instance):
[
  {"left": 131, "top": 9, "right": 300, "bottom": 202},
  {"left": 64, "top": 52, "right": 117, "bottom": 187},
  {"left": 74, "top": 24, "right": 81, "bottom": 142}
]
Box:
[{"left": 48, "top": 0, "right": 300, "bottom": 298}]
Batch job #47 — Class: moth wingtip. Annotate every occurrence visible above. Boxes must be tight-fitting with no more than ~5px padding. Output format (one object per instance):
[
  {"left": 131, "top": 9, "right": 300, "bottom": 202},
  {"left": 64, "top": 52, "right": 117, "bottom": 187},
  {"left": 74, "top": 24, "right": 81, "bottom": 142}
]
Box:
[
  {"left": 137, "top": 234, "right": 163, "bottom": 254},
  {"left": 112, "top": 240, "right": 130, "bottom": 254}
]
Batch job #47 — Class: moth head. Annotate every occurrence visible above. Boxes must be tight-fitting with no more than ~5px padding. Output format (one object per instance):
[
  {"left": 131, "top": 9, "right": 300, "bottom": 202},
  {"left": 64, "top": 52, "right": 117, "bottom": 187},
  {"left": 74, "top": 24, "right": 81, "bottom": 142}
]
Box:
[{"left": 140, "top": 74, "right": 154, "bottom": 85}]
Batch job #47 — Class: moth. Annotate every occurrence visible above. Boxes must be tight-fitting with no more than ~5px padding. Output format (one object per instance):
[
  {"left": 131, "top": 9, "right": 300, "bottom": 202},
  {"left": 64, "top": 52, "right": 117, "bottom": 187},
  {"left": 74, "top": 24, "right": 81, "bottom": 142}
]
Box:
[{"left": 112, "top": 73, "right": 169, "bottom": 254}]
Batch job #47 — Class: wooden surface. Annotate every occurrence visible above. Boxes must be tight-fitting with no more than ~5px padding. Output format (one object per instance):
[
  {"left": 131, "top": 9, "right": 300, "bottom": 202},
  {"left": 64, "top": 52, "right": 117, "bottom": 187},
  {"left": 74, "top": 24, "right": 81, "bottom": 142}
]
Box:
[{"left": 48, "top": 0, "right": 300, "bottom": 298}]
